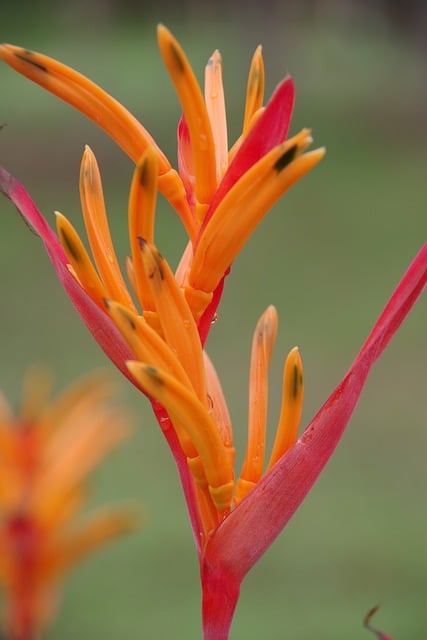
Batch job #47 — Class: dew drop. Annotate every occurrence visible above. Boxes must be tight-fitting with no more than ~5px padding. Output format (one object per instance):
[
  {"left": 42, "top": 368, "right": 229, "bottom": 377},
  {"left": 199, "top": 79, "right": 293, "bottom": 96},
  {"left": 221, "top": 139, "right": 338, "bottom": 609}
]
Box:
[
  {"left": 211, "top": 312, "right": 219, "bottom": 325},
  {"left": 158, "top": 414, "right": 170, "bottom": 431}
]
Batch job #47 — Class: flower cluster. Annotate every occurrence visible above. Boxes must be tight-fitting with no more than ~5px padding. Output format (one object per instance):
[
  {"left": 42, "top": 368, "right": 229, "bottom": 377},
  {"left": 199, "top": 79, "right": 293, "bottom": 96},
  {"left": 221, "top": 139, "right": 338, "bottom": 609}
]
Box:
[
  {"left": 0, "top": 26, "right": 324, "bottom": 547},
  {"left": 0, "top": 24, "right": 425, "bottom": 640}
]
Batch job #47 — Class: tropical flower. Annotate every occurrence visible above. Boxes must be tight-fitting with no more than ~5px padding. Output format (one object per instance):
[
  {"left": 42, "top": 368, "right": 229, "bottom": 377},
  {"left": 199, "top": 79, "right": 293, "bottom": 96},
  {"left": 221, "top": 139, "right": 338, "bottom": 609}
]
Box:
[
  {"left": 0, "top": 367, "right": 137, "bottom": 640},
  {"left": 1, "top": 26, "right": 426, "bottom": 639},
  {"left": 0, "top": 25, "right": 323, "bottom": 340}
]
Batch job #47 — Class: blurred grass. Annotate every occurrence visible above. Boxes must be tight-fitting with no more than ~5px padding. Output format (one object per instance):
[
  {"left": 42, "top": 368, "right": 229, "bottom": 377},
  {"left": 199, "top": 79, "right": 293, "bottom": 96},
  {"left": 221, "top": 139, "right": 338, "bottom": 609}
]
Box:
[{"left": 0, "top": 9, "right": 426, "bottom": 640}]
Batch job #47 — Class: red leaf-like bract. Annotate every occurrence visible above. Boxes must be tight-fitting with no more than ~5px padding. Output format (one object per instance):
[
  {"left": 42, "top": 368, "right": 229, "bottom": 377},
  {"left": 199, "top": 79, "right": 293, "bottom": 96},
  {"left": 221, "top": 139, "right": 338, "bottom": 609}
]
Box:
[{"left": 201, "top": 243, "right": 426, "bottom": 638}]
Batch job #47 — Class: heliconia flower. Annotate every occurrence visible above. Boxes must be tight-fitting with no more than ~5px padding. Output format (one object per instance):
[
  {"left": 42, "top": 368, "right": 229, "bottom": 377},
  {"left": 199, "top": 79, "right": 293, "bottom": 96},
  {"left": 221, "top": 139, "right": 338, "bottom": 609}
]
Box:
[
  {"left": 1, "top": 27, "right": 426, "bottom": 640},
  {"left": 0, "top": 367, "right": 137, "bottom": 640},
  {"left": 364, "top": 606, "right": 394, "bottom": 640},
  {"left": 0, "top": 25, "right": 324, "bottom": 337},
  {"left": 1, "top": 165, "right": 426, "bottom": 639}
]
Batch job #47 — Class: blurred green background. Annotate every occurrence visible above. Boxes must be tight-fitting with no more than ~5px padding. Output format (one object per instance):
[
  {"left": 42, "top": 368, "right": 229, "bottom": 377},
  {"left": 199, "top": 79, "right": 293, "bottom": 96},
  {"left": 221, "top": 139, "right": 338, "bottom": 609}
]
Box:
[{"left": 1, "top": 0, "right": 426, "bottom": 638}]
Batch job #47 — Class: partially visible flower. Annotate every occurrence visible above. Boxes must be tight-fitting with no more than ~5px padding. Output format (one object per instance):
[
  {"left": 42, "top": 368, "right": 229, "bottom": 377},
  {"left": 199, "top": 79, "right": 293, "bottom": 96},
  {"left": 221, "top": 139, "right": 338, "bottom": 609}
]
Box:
[
  {"left": 364, "top": 606, "right": 394, "bottom": 640},
  {"left": 0, "top": 367, "right": 137, "bottom": 640}
]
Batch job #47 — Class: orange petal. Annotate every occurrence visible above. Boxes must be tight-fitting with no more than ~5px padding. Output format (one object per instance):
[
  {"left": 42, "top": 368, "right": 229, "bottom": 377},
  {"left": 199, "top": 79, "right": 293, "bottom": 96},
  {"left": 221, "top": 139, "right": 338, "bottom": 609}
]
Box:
[
  {"left": 242, "top": 45, "right": 265, "bottom": 136},
  {"left": 128, "top": 147, "right": 158, "bottom": 311},
  {"left": 267, "top": 346, "right": 304, "bottom": 469},
  {"left": 128, "top": 362, "right": 234, "bottom": 514},
  {"left": 157, "top": 25, "right": 217, "bottom": 214},
  {"left": 55, "top": 211, "right": 108, "bottom": 309},
  {"left": 79, "top": 146, "right": 136, "bottom": 310},
  {"left": 205, "top": 50, "right": 228, "bottom": 181},
  {"left": 0, "top": 44, "right": 168, "bottom": 170},
  {"left": 191, "top": 139, "right": 324, "bottom": 294},
  {"left": 235, "top": 306, "right": 278, "bottom": 504},
  {"left": 139, "top": 240, "right": 207, "bottom": 402}
]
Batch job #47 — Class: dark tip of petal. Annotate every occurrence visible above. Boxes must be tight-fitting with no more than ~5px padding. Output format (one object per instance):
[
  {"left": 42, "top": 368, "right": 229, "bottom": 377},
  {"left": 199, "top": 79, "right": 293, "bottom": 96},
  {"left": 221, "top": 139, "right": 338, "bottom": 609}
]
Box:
[
  {"left": 145, "top": 365, "right": 163, "bottom": 384},
  {"left": 274, "top": 144, "right": 297, "bottom": 173},
  {"left": 138, "top": 158, "right": 150, "bottom": 187},
  {"left": 249, "top": 68, "right": 261, "bottom": 93},
  {"left": 169, "top": 42, "right": 185, "bottom": 73},
  {"left": 120, "top": 307, "right": 136, "bottom": 330},
  {"left": 154, "top": 250, "right": 165, "bottom": 280},
  {"left": 58, "top": 228, "right": 80, "bottom": 262},
  {"left": 292, "top": 364, "right": 300, "bottom": 398},
  {"left": 139, "top": 238, "right": 165, "bottom": 280},
  {"left": 14, "top": 50, "right": 47, "bottom": 72},
  {"left": 137, "top": 236, "right": 147, "bottom": 250},
  {"left": 103, "top": 298, "right": 110, "bottom": 309}
]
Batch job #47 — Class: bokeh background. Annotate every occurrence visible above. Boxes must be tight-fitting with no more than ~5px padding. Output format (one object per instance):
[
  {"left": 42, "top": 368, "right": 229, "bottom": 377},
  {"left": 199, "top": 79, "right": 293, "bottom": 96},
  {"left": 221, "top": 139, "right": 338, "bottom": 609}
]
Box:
[{"left": 1, "top": 0, "right": 426, "bottom": 638}]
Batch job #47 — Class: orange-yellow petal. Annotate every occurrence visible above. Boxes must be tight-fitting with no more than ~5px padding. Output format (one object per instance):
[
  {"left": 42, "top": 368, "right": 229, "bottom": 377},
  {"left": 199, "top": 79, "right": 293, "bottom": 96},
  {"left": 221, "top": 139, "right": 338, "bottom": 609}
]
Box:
[
  {"left": 267, "top": 346, "right": 304, "bottom": 469},
  {"left": 242, "top": 45, "right": 265, "bottom": 136},
  {"left": 191, "top": 138, "right": 324, "bottom": 294},
  {"left": 203, "top": 351, "right": 235, "bottom": 470},
  {"left": 55, "top": 211, "right": 108, "bottom": 309},
  {"left": 205, "top": 50, "right": 228, "bottom": 181},
  {"left": 79, "top": 146, "right": 136, "bottom": 310},
  {"left": 139, "top": 240, "right": 207, "bottom": 402},
  {"left": 106, "top": 302, "right": 203, "bottom": 465},
  {"left": 127, "top": 362, "right": 234, "bottom": 514},
  {"left": 128, "top": 147, "right": 158, "bottom": 311},
  {"left": 235, "top": 306, "right": 278, "bottom": 504},
  {"left": 157, "top": 25, "right": 217, "bottom": 214},
  {"left": 105, "top": 300, "right": 193, "bottom": 390},
  {"left": 0, "top": 44, "right": 168, "bottom": 171}
]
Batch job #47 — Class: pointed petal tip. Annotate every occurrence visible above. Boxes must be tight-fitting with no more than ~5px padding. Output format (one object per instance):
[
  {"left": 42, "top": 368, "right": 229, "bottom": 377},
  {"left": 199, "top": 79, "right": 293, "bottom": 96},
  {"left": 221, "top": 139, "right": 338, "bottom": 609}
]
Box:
[
  {"left": 0, "top": 43, "right": 14, "bottom": 57},
  {"left": 157, "top": 23, "right": 170, "bottom": 41}
]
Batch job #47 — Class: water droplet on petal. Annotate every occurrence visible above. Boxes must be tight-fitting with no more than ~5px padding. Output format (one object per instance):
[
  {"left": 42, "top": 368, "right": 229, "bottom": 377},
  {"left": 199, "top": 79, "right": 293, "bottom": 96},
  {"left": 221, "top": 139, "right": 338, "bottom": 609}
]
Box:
[{"left": 211, "top": 312, "right": 219, "bottom": 325}]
